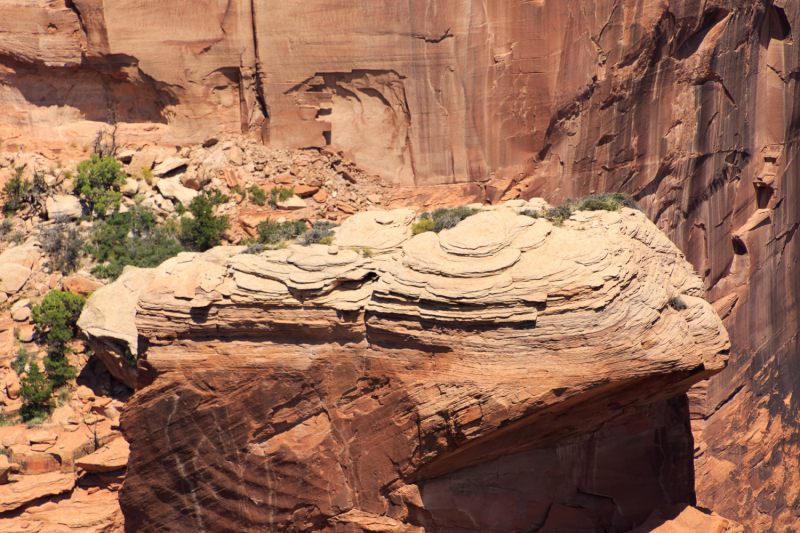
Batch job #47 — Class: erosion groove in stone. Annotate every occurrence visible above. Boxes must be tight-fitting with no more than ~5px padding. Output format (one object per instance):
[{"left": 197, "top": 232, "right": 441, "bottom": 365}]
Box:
[{"left": 79, "top": 202, "right": 730, "bottom": 533}]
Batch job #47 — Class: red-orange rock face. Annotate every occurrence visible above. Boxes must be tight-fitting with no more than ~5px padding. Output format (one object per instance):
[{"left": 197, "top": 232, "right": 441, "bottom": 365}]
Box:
[
  {"left": 81, "top": 206, "right": 730, "bottom": 532},
  {"left": 4, "top": 1, "right": 798, "bottom": 530}
]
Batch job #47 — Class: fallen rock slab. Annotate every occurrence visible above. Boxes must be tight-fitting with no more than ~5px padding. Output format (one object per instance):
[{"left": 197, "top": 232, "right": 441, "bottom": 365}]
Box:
[
  {"left": 0, "top": 472, "right": 76, "bottom": 512},
  {"left": 76, "top": 438, "right": 129, "bottom": 473},
  {"left": 156, "top": 177, "right": 197, "bottom": 207},
  {"left": 63, "top": 276, "right": 104, "bottom": 296}
]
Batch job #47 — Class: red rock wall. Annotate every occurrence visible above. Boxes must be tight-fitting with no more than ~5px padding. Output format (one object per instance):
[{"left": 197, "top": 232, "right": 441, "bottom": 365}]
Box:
[{"left": 3, "top": 1, "right": 799, "bottom": 530}]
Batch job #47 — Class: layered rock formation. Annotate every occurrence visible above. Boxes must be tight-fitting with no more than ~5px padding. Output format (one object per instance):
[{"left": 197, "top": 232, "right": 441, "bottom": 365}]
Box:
[
  {"left": 3, "top": 1, "right": 798, "bottom": 530},
  {"left": 80, "top": 205, "right": 730, "bottom": 532}
]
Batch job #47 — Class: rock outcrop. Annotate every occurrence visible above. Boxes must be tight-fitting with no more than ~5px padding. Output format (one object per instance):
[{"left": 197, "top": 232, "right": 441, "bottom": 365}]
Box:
[{"left": 80, "top": 204, "right": 730, "bottom": 532}]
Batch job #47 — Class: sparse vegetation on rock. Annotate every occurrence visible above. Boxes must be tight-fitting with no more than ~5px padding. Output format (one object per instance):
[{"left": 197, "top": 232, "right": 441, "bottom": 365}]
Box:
[
  {"left": 87, "top": 206, "right": 184, "bottom": 280},
  {"left": 255, "top": 218, "right": 307, "bottom": 246},
  {"left": 668, "top": 296, "right": 688, "bottom": 311},
  {"left": 301, "top": 220, "right": 338, "bottom": 245},
  {"left": 412, "top": 206, "right": 480, "bottom": 235},
  {"left": 40, "top": 224, "right": 85, "bottom": 274},
  {"left": 521, "top": 193, "right": 643, "bottom": 226}
]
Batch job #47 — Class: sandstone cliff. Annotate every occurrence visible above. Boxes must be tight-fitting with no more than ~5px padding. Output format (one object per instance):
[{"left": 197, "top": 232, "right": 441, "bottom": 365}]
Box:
[
  {"left": 79, "top": 204, "right": 730, "bottom": 532},
  {"left": 2, "top": 2, "right": 798, "bottom": 529}
]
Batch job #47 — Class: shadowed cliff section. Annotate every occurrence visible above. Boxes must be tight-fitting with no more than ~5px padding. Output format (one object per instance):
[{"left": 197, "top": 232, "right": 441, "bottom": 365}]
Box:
[{"left": 78, "top": 204, "right": 731, "bottom": 533}]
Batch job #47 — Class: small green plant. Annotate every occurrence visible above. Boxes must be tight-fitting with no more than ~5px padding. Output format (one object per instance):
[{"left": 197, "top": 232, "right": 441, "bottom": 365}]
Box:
[
  {"left": 248, "top": 185, "right": 268, "bottom": 207},
  {"left": 86, "top": 206, "right": 185, "bottom": 280},
  {"left": 411, "top": 217, "right": 435, "bottom": 235},
  {"left": 668, "top": 297, "right": 687, "bottom": 311},
  {"left": 413, "top": 207, "right": 480, "bottom": 235},
  {"left": 140, "top": 168, "right": 154, "bottom": 186},
  {"left": 40, "top": 224, "right": 85, "bottom": 274},
  {"left": 174, "top": 202, "right": 186, "bottom": 216},
  {"left": 181, "top": 190, "right": 230, "bottom": 251},
  {"left": 10, "top": 347, "right": 31, "bottom": 375},
  {"left": 73, "top": 154, "right": 127, "bottom": 218},
  {"left": 0, "top": 219, "right": 13, "bottom": 238},
  {"left": 255, "top": 218, "right": 307, "bottom": 246},
  {"left": 359, "top": 247, "right": 373, "bottom": 258},
  {"left": 301, "top": 220, "right": 339, "bottom": 246},
  {"left": 57, "top": 386, "right": 70, "bottom": 406},
  {"left": 19, "top": 363, "right": 53, "bottom": 422},
  {"left": 268, "top": 187, "right": 294, "bottom": 208}
]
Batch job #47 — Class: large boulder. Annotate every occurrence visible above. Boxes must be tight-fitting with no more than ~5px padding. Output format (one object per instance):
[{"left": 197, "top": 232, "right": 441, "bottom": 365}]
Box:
[
  {"left": 82, "top": 202, "right": 730, "bottom": 533},
  {"left": 45, "top": 194, "right": 83, "bottom": 220},
  {"left": 155, "top": 177, "right": 198, "bottom": 207},
  {"left": 0, "top": 263, "right": 31, "bottom": 294}
]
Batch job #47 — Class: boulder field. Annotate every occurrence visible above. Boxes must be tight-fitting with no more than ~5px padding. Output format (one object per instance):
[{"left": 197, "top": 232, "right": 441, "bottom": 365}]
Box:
[{"left": 79, "top": 203, "right": 732, "bottom": 532}]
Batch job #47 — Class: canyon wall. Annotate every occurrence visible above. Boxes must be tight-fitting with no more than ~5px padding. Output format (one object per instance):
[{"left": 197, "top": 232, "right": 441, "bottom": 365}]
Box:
[
  {"left": 3, "top": 1, "right": 799, "bottom": 530},
  {"left": 79, "top": 206, "right": 732, "bottom": 533}
]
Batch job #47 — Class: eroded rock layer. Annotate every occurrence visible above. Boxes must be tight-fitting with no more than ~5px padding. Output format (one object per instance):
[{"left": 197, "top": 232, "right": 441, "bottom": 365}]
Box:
[{"left": 79, "top": 205, "right": 730, "bottom": 533}]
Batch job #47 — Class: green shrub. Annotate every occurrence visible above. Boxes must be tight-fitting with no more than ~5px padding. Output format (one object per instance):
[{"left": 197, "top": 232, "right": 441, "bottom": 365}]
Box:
[
  {"left": 301, "top": 220, "right": 339, "bottom": 246},
  {"left": 248, "top": 185, "right": 268, "bottom": 207},
  {"left": 668, "top": 297, "right": 687, "bottom": 311},
  {"left": 43, "top": 352, "right": 76, "bottom": 389},
  {"left": 10, "top": 347, "right": 31, "bottom": 375},
  {"left": 41, "top": 225, "right": 85, "bottom": 274},
  {"left": 30, "top": 291, "right": 85, "bottom": 404},
  {"left": 411, "top": 218, "right": 435, "bottom": 235},
  {"left": 2, "top": 168, "right": 47, "bottom": 216},
  {"left": 31, "top": 290, "right": 86, "bottom": 351},
  {"left": 73, "top": 154, "right": 127, "bottom": 218},
  {"left": 255, "top": 218, "right": 307, "bottom": 246},
  {"left": 87, "top": 206, "right": 184, "bottom": 280},
  {"left": 413, "top": 207, "right": 480, "bottom": 235},
  {"left": 268, "top": 187, "right": 294, "bottom": 208},
  {"left": 19, "top": 363, "right": 52, "bottom": 421},
  {"left": 181, "top": 190, "right": 230, "bottom": 251}
]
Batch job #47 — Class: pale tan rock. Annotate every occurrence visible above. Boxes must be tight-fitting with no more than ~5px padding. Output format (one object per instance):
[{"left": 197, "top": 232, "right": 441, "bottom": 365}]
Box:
[
  {"left": 0, "top": 263, "right": 31, "bottom": 294},
  {"left": 0, "top": 239, "right": 40, "bottom": 269},
  {"left": 277, "top": 195, "right": 306, "bottom": 210},
  {"left": 75, "top": 438, "right": 129, "bottom": 473},
  {"left": 11, "top": 307, "right": 30, "bottom": 322},
  {"left": 155, "top": 177, "right": 198, "bottom": 207},
  {"left": 45, "top": 195, "right": 83, "bottom": 220},
  {"left": 153, "top": 157, "right": 189, "bottom": 177},
  {"left": 120, "top": 179, "right": 140, "bottom": 197},
  {"left": 128, "top": 151, "right": 156, "bottom": 176}
]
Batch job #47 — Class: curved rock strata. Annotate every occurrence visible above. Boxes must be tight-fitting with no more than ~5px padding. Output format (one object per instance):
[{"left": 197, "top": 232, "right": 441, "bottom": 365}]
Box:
[{"left": 79, "top": 203, "right": 730, "bottom": 532}]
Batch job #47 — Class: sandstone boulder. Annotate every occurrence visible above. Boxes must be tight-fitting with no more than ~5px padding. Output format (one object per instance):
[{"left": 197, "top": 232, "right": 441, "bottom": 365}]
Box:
[
  {"left": 83, "top": 202, "right": 730, "bottom": 533},
  {"left": 75, "top": 438, "right": 129, "bottom": 473},
  {"left": 63, "top": 276, "right": 104, "bottom": 296},
  {"left": 155, "top": 177, "right": 198, "bottom": 207},
  {"left": 0, "top": 263, "right": 31, "bottom": 294},
  {"left": 45, "top": 194, "right": 83, "bottom": 220},
  {"left": 277, "top": 195, "right": 306, "bottom": 210},
  {"left": 153, "top": 157, "right": 189, "bottom": 177}
]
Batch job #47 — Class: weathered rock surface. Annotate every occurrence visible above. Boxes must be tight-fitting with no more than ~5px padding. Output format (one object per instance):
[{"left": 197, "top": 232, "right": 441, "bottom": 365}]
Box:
[
  {"left": 82, "top": 204, "right": 729, "bottom": 532},
  {"left": 76, "top": 438, "right": 130, "bottom": 474},
  {"left": 45, "top": 194, "right": 83, "bottom": 220},
  {"left": 0, "top": 472, "right": 75, "bottom": 512}
]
